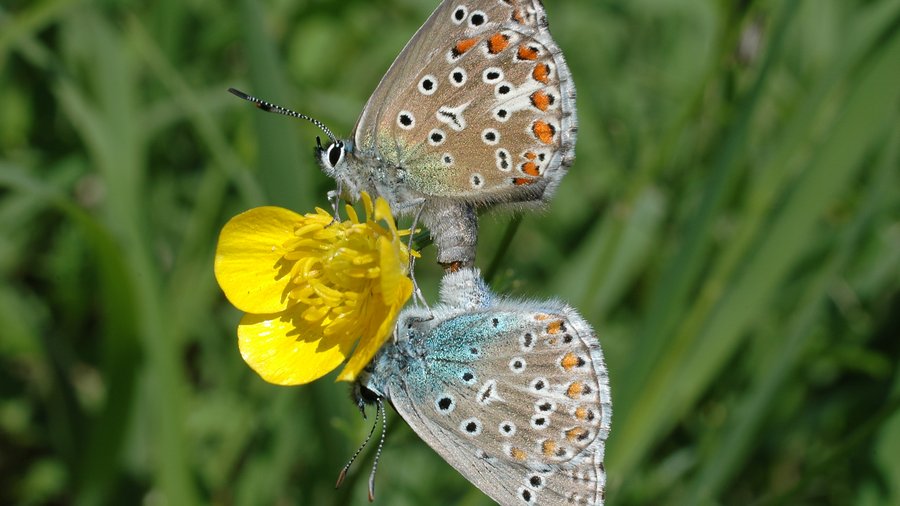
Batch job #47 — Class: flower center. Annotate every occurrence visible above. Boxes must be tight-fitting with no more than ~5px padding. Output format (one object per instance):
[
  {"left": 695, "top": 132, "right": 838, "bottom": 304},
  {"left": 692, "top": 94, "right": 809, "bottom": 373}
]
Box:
[{"left": 278, "top": 212, "right": 398, "bottom": 337}]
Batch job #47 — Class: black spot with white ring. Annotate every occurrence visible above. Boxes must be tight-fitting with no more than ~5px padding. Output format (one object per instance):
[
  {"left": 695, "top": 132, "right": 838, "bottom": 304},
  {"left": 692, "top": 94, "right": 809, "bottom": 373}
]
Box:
[
  {"left": 460, "top": 417, "right": 483, "bottom": 436},
  {"left": 428, "top": 128, "right": 446, "bottom": 146},
  {"left": 482, "top": 67, "right": 503, "bottom": 84},
  {"left": 519, "top": 487, "right": 534, "bottom": 503},
  {"left": 452, "top": 5, "right": 467, "bottom": 24},
  {"left": 499, "top": 421, "right": 516, "bottom": 437},
  {"left": 495, "top": 82, "right": 513, "bottom": 97},
  {"left": 461, "top": 371, "right": 476, "bottom": 384},
  {"left": 509, "top": 357, "right": 526, "bottom": 373},
  {"left": 531, "top": 377, "right": 548, "bottom": 392},
  {"left": 470, "top": 173, "right": 484, "bottom": 189},
  {"left": 530, "top": 414, "right": 549, "bottom": 429},
  {"left": 397, "top": 111, "right": 415, "bottom": 130},
  {"left": 528, "top": 475, "right": 545, "bottom": 490},
  {"left": 536, "top": 401, "right": 555, "bottom": 412},
  {"left": 468, "top": 10, "right": 486, "bottom": 27},
  {"left": 450, "top": 67, "right": 467, "bottom": 87},
  {"left": 493, "top": 108, "right": 510, "bottom": 122},
  {"left": 442, "top": 153, "right": 454, "bottom": 166},
  {"left": 435, "top": 395, "right": 455, "bottom": 414},
  {"left": 482, "top": 128, "right": 500, "bottom": 145},
  {"left": 418, "top": 75, "right": 437, "bottom": 95},
  {"left": 496, "top": 148, "right": 511, "bottom": 171}
]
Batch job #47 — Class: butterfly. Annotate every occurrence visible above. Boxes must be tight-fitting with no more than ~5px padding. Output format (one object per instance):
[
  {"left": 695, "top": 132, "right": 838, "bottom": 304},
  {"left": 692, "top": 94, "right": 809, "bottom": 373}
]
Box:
[
  {"left": 231, "top": 0, "right": 577, "bottom": 271},
  {"left": 349, "top": 268, "right": 611, "bottom": 505}
]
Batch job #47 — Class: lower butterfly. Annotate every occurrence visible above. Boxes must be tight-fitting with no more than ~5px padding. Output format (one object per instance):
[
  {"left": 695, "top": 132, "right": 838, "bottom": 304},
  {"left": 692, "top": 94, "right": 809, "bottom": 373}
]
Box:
[{"left": 347, "top": 269, "right": 611, "bottom": 505}]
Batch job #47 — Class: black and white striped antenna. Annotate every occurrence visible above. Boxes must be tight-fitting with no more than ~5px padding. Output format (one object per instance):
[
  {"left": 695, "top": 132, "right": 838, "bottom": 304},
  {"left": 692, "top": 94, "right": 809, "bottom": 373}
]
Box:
[{"left": 227, "top": 87, "right": 338, "bottom": 144}]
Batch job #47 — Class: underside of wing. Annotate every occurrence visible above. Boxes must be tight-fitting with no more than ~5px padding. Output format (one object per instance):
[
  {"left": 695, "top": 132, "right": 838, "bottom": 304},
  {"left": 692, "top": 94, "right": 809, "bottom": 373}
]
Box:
[
  {"left": 353, "top": 0, "right": 577, "bottom": 205},
  {"left": 386, "top": 301, "right": 610, "bottom": 505}
]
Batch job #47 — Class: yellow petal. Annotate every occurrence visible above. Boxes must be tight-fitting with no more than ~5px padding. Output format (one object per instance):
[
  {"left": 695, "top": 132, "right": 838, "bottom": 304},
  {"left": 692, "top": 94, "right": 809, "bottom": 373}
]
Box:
[
  {"left": 374, "top": 197, "right": 398, "bottom": 233},
  {"left": 345, "top": 204, "right": 359, "bottom": 224},
  {"left": 336, "top": 329, "right": 387, "bottom": 383},
  {"left": 378, "top": 236, "right": 406, "bottom": 305},
  {"left": 336, "top": 294, "right": 408, "bottom": 383},
  {"left": 238, "top": 309, "right": 352, "bottom": 385},
  {"left": 361, "top": 191, "right": 374, "bottom": 219},
  {"left": 337, "top": 241, "right": 412, "bottom": 383},
  {"left": 215, "top": 207, "right": 302, "bottom": 314}
]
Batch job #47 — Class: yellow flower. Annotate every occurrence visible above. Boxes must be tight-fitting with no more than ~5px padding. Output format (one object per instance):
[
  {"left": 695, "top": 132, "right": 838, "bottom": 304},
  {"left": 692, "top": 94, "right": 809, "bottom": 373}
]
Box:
[{"left": 214, "top": 193, "right": 415, "bottom": 384}]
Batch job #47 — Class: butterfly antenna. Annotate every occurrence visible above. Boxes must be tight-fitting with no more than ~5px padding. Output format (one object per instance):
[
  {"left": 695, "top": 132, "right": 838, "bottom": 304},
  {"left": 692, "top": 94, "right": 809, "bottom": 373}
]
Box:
[
  {"left": 335, "top": 403, "right": 381, "bottom": 489},
  {"left": 228, "top": 87, "right": 338, "bottom": 144},
  {"left": 368, "top": 399, "right": 387, "bottom": 502}
]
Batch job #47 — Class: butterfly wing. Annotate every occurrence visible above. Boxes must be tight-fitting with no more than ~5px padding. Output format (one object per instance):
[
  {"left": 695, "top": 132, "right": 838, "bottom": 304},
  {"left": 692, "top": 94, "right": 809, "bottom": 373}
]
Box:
[
  {"left": 352, "top": 0, "right": 577, "bottom": 204},
  {"left": 382, "top": 302, "right": 610, "bottom": 506}
]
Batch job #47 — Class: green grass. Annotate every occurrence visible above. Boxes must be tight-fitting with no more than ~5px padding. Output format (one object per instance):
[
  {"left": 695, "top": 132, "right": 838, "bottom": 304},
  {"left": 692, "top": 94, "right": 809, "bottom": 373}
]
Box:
[{"left": 1, "top": 0, "right": 899, "bottom": 504}]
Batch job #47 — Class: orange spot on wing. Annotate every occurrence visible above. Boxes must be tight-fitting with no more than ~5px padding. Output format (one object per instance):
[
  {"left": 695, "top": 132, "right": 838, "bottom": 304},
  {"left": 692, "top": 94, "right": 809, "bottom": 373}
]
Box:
[
  {"left": 542, "top": 439, "right": 558, "bottom": 456},
  {"left": 566, "top": 427, "right": 589, "bottom": 442},
  {"left": 561, "top": 352, "right": 579, "bottom": 371},
  {"left": 533, "top": 63, "right": 551, "bottom": 83},
  {"left": 488, "top": 33, "right": 510, "bottom": 54},
  {"left": 567, "top": 381, "right": 585, "bottom": 398},
  {"left": 517, "top": 45, "right": 539, "bottom": 61},
  {"left": 512, "top": 9, "right": 525, "bottom": 24},
  {"left": 522, "top": 161, "right": 540, "bottom": 176},
  {"left": 575, "top": 406, "right": 589, "bottom": 421},
  {"left": 513, "top": 177, "right": 535, "bottom": 186},
  {"left": 510, "top": 447, "right": 527, "bottom": 461},
  {"left": 535, "top": 313, "right": 551, "bottom": 321},
  {"left": 531, "top": 91, "right": 551, "bottom": 111},
  {"left": 547, "top": 319, "right": 563, "bottom": 334},
  {"left": 453, "top": 38, "right": 479, "bottom": 57},
  {"left": 524, "top": 151, "right": 537, "bottom": 160},
  {"left": 533, "top": 121, "right": 556, "bottom": 144}
]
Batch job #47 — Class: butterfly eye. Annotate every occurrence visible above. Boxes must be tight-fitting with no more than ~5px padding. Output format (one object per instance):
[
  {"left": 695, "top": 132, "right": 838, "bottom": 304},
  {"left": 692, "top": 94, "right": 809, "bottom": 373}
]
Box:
[{"left": 327, "top": 141, "right": 344, "bottom": 167}]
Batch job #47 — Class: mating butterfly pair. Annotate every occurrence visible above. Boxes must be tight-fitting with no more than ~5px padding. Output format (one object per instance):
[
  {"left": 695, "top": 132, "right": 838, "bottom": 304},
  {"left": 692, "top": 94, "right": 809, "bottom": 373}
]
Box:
[{"left": 232, "top": 1, "right": 608, "bottom": 505}]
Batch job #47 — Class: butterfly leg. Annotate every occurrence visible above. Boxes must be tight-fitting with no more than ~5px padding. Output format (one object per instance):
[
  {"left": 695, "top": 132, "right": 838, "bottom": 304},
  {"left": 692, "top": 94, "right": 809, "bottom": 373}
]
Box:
[
  {"left": 389, "top": 198, "right": 431, "bottom": 312},
  {"left": 405, "top": 199, "right": 432, "bottom": 313},
  {"left": 326, "top": 181, "right": 344, "bottom": 226}
]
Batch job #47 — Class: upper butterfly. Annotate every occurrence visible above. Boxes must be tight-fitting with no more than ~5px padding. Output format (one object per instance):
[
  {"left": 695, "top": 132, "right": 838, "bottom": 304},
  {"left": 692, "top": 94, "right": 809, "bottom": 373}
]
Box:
[
  {"left": 353, "top": 268, "right": 610, "bottom": 505},
  {"left": 232, "top": 0, "right": 577, "bottom": 270}
]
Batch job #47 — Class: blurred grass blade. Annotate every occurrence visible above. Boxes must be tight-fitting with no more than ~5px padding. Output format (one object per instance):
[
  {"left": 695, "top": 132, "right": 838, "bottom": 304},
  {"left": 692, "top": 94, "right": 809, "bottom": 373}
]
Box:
[
  {"left": 236, "top": 0, "right": 315, "bottom": 210},
  {"left": 686, "top": 122, "right": 900, "bottom": 503},
  {"left": 52, "top": 12, "right": 199, "bottom": 506},
  {"left": 609, "top": 0, "right": 801, "bottom": 474}
]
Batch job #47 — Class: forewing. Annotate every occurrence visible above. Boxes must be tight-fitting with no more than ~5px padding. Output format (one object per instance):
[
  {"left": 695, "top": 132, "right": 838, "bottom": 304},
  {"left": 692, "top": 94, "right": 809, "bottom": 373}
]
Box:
[
  {"left": 353, "top": 0, "right": 577, "bottom": 203},
  {"left": 386, "top": 303, "right": 610, "bottom": 506}
]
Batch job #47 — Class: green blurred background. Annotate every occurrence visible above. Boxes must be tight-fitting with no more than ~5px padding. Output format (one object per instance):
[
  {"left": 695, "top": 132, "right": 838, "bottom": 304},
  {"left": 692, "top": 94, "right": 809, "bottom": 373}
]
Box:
[{"left": 2, "top": 0, "right": 899, "bottom": 504}]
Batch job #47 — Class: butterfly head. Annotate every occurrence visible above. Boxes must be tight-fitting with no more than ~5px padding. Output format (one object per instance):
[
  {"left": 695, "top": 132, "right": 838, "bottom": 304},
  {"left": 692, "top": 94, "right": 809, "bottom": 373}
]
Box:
[
  {"left": 315, "top": 136, "right": 353, "bottom": 178},
  {"left": 351, "top": 376, "right": 381, "bottom": 415}
]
